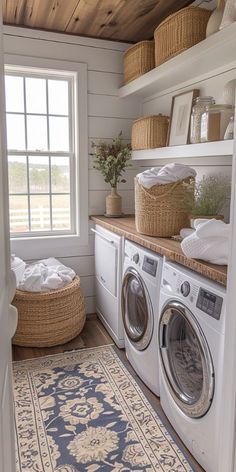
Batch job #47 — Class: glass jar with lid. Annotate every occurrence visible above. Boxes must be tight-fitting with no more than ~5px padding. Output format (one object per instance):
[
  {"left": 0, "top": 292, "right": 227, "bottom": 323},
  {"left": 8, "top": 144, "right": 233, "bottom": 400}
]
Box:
[
  {"left": 190, "top": 96, "right": 215, "bottom": 144},
  {"left": 200, "top": 104, "right": 234, "bottom": 143}
]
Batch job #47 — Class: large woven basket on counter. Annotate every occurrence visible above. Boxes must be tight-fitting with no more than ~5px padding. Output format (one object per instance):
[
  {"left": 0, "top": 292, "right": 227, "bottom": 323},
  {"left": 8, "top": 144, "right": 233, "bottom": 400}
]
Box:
[
  {"left": 154, "top": 7, "right": 211, "bottom": 67},
  {"left": 12, "top": 276, "right": 86, "bottom": 347},
  {"left": 123, "top": 40, "right": 155, "bottom": 84},
  {"left": 135, "top": 177, "right": 192, "bottom": 237},
  {"left": 132, "top": 115, "right": 169, "bottom": 150}
]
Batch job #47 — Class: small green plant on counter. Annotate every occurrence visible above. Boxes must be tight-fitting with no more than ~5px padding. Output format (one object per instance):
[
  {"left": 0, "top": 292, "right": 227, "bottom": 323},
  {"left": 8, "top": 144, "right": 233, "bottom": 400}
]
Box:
[
  {"left": 91, "top": 132, "right": 132, "bottom": 188},
  {"left": 183, "top": 175, "right": 231, "bottom": 216}
]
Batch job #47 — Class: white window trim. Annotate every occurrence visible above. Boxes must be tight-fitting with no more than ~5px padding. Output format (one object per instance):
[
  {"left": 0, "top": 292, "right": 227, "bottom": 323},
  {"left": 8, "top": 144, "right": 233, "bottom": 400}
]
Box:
[{"left": 4, "top": 54, "right": 88, "bottom": 259}]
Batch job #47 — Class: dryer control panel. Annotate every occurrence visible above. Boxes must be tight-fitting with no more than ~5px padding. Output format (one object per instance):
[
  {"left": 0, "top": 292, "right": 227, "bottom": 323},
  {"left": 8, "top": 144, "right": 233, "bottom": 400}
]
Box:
[
  {"left": 196, "top": 288, "right": 223, "bottom": 320},
  {"left": 142, "top": 256, "right": 158, "bottom": 277}
]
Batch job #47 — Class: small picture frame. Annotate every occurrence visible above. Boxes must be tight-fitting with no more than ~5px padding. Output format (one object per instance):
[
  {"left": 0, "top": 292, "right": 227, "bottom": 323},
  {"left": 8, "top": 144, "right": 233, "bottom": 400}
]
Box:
[{"left": 168, "top": 89, "right": 200, "bottom": 146}]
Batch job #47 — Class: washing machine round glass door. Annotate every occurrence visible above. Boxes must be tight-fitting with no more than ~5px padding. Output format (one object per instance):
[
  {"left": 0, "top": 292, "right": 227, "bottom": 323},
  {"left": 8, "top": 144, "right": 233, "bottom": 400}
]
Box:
[
  {"left": 159, "top": 301, "right": 214, "bottom": 418},
  {"left": 122, "top": 267, "right": 153, "bottom": 351}
]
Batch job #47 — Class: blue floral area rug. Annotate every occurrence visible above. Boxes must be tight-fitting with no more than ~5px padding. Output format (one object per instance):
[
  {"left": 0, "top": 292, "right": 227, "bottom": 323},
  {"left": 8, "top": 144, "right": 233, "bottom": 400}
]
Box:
[{"left": 13, "top": 345, "right": 194, "bottom": 471}]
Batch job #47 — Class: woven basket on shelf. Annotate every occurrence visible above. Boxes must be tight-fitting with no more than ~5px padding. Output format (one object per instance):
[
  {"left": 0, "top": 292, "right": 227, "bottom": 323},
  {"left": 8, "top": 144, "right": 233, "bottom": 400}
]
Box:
[
  {"left": 132, "top": 115, "right": 169, "bottom": 150},
  {"left": 123, "top": 40, "right": 155, "bottom": 84},
  {"left": 154, "top": 7, "right": 211, "bottom": 67},
  {"left": 135, "top": 177, "right": 192, "bottom": 237},
  {"left": 12, "top": 276, "right": 86, "bottom": 347}
]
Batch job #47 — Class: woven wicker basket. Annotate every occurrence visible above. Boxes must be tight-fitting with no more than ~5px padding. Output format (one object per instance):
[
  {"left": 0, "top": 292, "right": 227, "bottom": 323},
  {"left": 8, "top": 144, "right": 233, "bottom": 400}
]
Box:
[
  {"left": 135, "top": 177, "right": 192, "bottom": 237},
  {"left": 123, "top": 40, "right": 155, "bottom": 84},
  {"left": 12, "top": 276, "right": 86, "bottom": 347},
  {"left": 154, "top": 7, "right": 211, "bottom": 67},
  {"left": 132, "top": 115, "right": 169, "bottom": 150}
]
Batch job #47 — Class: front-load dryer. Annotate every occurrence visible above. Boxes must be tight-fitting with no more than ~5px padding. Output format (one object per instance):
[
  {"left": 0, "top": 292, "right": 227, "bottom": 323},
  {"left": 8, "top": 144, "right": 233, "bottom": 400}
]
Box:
[
  {"left": 158, "top": 260, "right": 226, "bottom": 472},
  {"left": 122, "top": 240, "right": 163, "bottom": 396}
]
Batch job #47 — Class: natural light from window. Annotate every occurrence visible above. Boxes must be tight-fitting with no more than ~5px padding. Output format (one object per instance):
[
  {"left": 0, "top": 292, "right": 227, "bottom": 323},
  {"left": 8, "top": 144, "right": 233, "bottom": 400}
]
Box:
[{"left": 5, "top": 70, "right": 75, "bottom": 237}]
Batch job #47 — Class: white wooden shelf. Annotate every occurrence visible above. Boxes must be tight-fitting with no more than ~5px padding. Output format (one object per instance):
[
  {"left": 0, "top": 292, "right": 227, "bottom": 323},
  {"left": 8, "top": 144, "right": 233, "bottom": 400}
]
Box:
[
  {"left": 132, "top": 140, "right": 234, "bottom": 160},
  {"left": 119, "top": 23, "right": 236, "bottom": 99}
]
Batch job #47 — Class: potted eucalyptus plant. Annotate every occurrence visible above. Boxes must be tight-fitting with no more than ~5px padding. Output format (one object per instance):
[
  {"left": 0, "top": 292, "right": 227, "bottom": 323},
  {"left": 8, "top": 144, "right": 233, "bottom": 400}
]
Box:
[
  {"left": 183, "top": 175, "right": 231, "bottom": 227},
  {"left": 91, "top": 132, "right": 131, "bottom": 217}
]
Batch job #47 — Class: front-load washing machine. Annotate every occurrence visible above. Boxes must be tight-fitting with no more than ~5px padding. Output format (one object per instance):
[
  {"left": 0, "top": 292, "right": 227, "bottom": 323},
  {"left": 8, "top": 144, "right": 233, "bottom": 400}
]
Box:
[
  {"left": 158, "top": 260, "right": 226, "bottom": 472},
  {"left": 121, "top": 240, "right": 163, "bottom": 396}
]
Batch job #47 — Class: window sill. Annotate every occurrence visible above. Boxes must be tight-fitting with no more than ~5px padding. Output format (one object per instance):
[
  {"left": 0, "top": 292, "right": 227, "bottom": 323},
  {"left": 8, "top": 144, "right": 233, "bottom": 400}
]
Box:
[{"left": 10, "top": 233, "right": 89, "bottom": 260}]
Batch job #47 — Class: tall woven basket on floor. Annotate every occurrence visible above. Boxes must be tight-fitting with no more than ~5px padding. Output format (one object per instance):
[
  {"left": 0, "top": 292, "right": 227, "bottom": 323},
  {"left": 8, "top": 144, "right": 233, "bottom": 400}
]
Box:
[
  {"left": 12, "top": 275, "right": 86, "bottom": 347},
  {"left": 135, "top": 177, "right": 192, "bottom": 237}
]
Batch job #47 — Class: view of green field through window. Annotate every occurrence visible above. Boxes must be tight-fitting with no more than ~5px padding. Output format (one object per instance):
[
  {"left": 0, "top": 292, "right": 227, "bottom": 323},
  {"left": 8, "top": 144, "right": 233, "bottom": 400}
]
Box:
[{"left": 5, "top": 73, "right": 74, "bottom": 235}]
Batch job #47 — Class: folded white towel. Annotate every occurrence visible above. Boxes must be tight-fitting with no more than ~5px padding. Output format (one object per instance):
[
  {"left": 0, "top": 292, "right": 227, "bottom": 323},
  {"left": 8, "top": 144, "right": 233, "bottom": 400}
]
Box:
[
  {"left": 180, "top": 228, "right": 195, "bottom": 239},
  {"left": 18, "top": 258, "right": 76, "bottom": 292},
  {"left": 181, "top": 219, "right": 229, "bottom": 265},
  {"left": 137, "top": 163, "right": 196, "bottom": 189}
]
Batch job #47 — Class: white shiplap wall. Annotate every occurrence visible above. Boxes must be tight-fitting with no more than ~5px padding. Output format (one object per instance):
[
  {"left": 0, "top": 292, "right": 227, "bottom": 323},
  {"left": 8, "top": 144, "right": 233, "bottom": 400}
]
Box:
[{"left": 3, "top": 26, "right": 142, "bottom": 313}]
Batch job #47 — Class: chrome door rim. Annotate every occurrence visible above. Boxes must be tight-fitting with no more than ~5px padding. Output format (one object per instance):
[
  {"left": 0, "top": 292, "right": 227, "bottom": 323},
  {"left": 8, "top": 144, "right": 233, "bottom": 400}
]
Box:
[
  {"left": 159, "top": 300, "right": 214, "bottom": 418},
  {"left": 121, "top": 267, "right": 153, "bottom": 351}
]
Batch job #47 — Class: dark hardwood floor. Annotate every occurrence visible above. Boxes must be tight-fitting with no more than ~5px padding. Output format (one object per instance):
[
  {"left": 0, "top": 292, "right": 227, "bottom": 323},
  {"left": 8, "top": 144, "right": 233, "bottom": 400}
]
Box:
[{"left": 12, "top": 313, "right": 204, "bottom": 472}]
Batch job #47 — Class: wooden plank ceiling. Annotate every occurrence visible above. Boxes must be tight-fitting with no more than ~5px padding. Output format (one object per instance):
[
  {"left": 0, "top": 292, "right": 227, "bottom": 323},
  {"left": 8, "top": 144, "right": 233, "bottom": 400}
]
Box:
[{"left": 2, "top": 0, "right": 194, "bottom": 43}]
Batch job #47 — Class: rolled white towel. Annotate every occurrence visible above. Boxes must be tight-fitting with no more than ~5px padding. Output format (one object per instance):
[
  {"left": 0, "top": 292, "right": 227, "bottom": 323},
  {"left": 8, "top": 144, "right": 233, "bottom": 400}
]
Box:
[
  {"left": 181, "top": 219, "right": 229, "bottom": 265},
  {"left": 180, "top": 228, "right": 195, "bottom": 239}
]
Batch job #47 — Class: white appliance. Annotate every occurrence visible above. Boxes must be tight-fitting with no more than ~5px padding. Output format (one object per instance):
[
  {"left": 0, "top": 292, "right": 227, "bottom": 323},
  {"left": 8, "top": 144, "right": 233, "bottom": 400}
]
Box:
[
  {"left": 121, "top": 240, "right": 163, "bottom": 396},
  {"left": 159, "top": 260, "right": 226, "bottom": 472},
  {"left": 93, "top": 224, "right": 124, "bottom": 348}
]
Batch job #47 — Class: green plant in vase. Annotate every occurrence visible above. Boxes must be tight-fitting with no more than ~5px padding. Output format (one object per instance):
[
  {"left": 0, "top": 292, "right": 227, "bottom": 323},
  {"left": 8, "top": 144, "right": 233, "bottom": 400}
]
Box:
[
  {"left": 183, "top": 175, "right": 231, "bottom": 227},
  {"left": 91, "top": 132, "right": 131, "bottom": 216}
]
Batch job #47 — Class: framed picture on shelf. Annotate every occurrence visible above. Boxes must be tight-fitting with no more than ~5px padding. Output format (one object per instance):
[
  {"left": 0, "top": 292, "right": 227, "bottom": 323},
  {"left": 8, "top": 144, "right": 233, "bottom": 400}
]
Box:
[{"left": 168, "top": 89, "right": 200, "bottom": 146}]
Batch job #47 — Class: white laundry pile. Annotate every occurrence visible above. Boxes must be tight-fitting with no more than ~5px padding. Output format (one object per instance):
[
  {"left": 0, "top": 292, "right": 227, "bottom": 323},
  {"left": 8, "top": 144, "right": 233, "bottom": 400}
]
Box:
[
  {"left": 181, "top": 219, "right": 229, "bottom": 265},
  {"left": 18, "top": 257, "right": 76, "bottom": 292},
  {"left": 137, "top": 163, "right": 196, "bottom": 189}
]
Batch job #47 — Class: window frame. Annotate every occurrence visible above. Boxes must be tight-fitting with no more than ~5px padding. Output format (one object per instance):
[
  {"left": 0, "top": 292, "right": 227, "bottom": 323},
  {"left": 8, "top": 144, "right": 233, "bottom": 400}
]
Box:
[{"left": 4, "top": 55, "right": 88, "bottom": 259}]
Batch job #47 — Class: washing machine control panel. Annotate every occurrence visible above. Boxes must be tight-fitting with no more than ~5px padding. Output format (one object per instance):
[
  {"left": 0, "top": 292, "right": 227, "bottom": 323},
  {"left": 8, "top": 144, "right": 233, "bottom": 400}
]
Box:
[
  {"left": 196, "top": 288, "right": 223, "bottom": 320},
  {"left": 142, "top": 256, "right": 158, "bottom": 277}
]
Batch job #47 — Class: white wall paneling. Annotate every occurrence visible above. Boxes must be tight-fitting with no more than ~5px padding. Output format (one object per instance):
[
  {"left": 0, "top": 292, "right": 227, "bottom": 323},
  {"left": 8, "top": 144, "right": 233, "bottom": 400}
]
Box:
[
  {"left": 88, "top": 71, "right": 123, "bottom": 96},
  {"left": 88, "top": 94, "right": 140, "bottom": 119},
  {"left": 88, "top": 117, "right": 134, "bottom": 139}
]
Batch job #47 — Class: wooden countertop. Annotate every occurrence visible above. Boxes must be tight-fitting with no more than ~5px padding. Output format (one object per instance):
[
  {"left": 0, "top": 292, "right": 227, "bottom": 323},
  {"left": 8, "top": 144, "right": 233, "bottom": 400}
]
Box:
[{"left": 91, "top": 215, "right": 227, "bottom": 287}]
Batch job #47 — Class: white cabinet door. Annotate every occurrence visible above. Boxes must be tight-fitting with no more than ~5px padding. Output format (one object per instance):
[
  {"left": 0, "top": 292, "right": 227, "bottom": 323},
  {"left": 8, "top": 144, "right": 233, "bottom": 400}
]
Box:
[
  {"left": 95, "top": 227, "right": 119, "bottom": 296},
  {"left": 0, "top": 8, "right": 16, "bottom": 472}
]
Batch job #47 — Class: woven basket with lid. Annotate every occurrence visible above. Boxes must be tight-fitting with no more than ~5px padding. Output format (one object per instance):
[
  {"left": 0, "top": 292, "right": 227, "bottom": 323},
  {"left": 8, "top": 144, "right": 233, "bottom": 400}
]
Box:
[
  {"left": 12, "top": 275, "right": 86, "bottom": 347},
  {"left": 135, "top": 177, "right": 192, "bottom": 237},
  {"left": 154, "top": 6, "right": 211, "bottom": 67},
  {"left": 132, "top": 115, "right": 169, "bottom": 150},
  {"left": 123, "top": 40, "right": 155, "bottom": 84}
]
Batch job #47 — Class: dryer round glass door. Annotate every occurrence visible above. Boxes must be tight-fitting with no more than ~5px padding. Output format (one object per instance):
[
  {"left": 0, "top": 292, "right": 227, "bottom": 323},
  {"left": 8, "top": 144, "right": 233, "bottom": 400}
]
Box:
[
  {"left": 122, "top": 268, "right": 153, "bottom": 351},
  {"left": 159, "top": 301, "right": 214, "bottom": 418}
]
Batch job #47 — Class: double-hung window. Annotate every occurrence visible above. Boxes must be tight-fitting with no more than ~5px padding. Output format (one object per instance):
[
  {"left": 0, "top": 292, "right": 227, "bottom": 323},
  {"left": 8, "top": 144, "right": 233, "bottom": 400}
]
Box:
[
  {"left": 4, "top": 58, "right": 88, "bottom": 257},
  {"left": 6, "top": 70, "right": 75, "bottom": 235}
]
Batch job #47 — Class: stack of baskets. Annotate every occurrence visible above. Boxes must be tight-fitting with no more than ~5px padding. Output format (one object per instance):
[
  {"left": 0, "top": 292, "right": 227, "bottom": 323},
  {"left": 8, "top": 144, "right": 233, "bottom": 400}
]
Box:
[
  {"left": 135, "top": 177, "right": 193, "bottom": 237},
  {"left": 123, "top": 6, "right": 211, "bottom": 84},
  {"left": 12, "top": 275, "right": 86, "bottom": 347}
]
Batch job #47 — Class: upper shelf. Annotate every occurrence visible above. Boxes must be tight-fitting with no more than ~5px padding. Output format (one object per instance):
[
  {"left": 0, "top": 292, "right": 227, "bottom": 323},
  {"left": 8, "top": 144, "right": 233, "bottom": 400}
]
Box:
[
  {"left": 132, "top": 140, "right": 234, "bottom": 160},
  {"left": 119, "top": 23, "right": 236, "bottom": 99}
]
